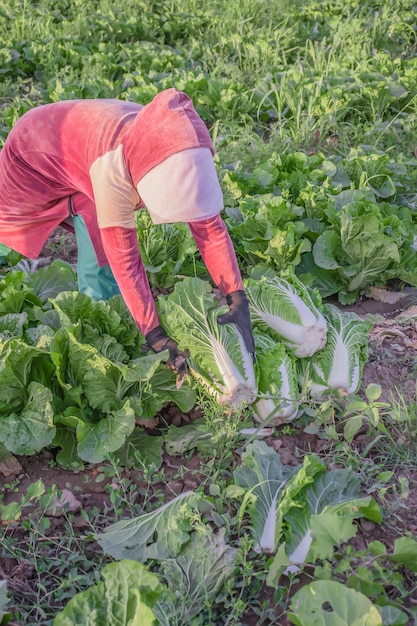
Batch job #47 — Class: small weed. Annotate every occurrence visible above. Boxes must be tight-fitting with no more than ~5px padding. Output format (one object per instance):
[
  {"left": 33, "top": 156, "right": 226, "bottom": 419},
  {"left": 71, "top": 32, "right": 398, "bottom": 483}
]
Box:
[
  {"left": 0, "top": 481, "right": 110, "bottom": 625},
  {"left": 196, "top": 390, "right": 249, "bottom": 462},
  {"left": 371, "top": 387, "right": 417, "bottom": 469},
  {"left": 222, "top": 535, "right": 263, "bottom": 626},
  {"left": 321, "top": 541, "right": 417, "bottom": 623}
]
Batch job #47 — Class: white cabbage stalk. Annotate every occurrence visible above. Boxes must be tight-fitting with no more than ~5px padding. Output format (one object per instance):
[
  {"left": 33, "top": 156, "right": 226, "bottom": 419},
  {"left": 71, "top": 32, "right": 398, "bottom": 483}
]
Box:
[
  {"left": 283, "top": 530, "right": 313, "bottom": 575},
  {"left": 189, "top": 328, "right": 257, "bottom": 406},
  {"left": 310, "top": 339, "right": 360, "bottom": 397},
  {"left": 254, "top": 362, "right": 299, "bottom": 425},
  {"left": 255, "top": 491, "right": 280, "bottom": 553},
  {"left": 161, "top": 278, "right": 257, "bottom": 407},
  {"left": 302, "top": 304, "right": 372, "bottom": 398},
  {"left": 254, "top": 397, "right": 297, "bottom": 423},
  {"left": 245, "top": 274, "right": 327, "bottom": 357},
  {"left": 233, "top": 441, "right": 301, "bottom": 556}
]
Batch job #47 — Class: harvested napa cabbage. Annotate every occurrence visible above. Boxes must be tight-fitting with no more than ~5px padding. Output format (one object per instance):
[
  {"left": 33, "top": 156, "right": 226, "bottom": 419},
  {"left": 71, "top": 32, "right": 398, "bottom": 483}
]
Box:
[
  {"left": 299, "top": 304, "right": 372, "bottom": 398},
  {"left": 253, "top": 332, "right": 299, "bottom": 425},
  {"left": 244, "top": 272, "right": 327, "bottom": 358},
  {"left": 160, "top": 277, "right": 257, "bottom": 407}
]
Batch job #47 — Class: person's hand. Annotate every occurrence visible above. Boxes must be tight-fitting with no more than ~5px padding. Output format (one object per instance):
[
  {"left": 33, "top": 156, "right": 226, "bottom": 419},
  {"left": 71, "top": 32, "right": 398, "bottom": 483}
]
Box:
[
  {"left": 217, "top": 290, "right": 256, "bottom": 360},
  {"left": 144, "top": 325, "right": 189, "bottom": 381}
]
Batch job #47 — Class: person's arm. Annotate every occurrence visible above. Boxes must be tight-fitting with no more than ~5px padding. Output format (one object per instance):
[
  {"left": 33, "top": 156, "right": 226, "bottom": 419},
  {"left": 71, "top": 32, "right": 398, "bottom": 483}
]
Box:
[
  {"left": 90, "top": 149, "right": 158, "bottom": 335},
  {"left": 100, "top": 225, "right": 188, "bottom": 373},
  {"left": 90, "top": 149, "right": 189, "bottom": 371},
  {"left": 188, "top": 214, "right": 255, "bottom": 358},
  {"left": 99, "top": 225, "right": 159, "bottom": 336},
  {"left": 187, "top": 213, "right": 243, "bottom": 294}
]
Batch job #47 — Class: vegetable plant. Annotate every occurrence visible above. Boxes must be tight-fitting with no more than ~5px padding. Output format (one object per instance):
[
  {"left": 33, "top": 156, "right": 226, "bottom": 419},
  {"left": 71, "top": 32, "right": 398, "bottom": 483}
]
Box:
[
  {"left": 245, "top": 272, "right": 327, "bottom": 358},
  {"left": 160, "top": 277, "right": 257, "bottom": 407}
]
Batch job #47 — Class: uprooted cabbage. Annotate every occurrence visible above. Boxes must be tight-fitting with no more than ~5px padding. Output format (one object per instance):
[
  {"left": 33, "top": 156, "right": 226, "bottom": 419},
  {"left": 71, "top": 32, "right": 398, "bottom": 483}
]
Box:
[
  {"left": 244, "top": 272, "right": 327, "bottom": 358},
  {"left": 160, "top": 278, "right": 257, "bottom": 407},
  {"left": 298, "top": 304, "right": 372, "bottom": 398}
]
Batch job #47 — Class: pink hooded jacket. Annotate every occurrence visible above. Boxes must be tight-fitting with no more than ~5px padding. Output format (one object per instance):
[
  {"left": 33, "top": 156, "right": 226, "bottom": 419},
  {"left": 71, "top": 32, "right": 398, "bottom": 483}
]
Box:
[{"left": 0, "top": 88, "right": 243, "bottom": 335}]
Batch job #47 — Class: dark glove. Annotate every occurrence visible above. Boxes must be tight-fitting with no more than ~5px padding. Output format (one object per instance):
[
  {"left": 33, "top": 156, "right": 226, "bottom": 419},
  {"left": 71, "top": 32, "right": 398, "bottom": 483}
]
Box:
[
  {"left": 217, "top": 290, "right": 256, "bottom": 360},
  {"left": 144, "top": 325, "right": 189, "bottom": 380}
]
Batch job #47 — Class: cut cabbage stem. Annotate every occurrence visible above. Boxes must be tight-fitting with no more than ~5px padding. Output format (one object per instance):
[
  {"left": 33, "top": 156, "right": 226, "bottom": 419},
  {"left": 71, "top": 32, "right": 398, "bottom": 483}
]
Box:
[
  {"left": 239, "top": 427, "right": 274, "bottom": 438},
  {"left": 253, "top": 392, "right": 299, "bottom": 426},
  {"left": 189, "top": 365, "right": 257, "bottom": 408}
]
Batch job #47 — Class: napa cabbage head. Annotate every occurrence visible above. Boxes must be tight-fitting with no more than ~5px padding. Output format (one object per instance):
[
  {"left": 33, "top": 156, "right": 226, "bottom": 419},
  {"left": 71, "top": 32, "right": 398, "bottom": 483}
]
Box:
[
  {"left": 300, "top": 304, "right": 372, "bottom": 398},
  {"left": 160, "top": 278, "right": 257, "bottom": 407},
  {"left": 253, "top": 332, "right": 299, "bottom": 425},
  {"left": 244, "top": 272, "right": 327, "bottom": 358}
]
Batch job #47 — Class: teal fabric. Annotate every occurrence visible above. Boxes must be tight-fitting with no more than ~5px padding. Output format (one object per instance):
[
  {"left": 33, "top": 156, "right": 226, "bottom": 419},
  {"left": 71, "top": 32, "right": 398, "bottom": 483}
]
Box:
[
  {"left": 72, "top": 214, "right": 120, "bottom": 300},
  {"left": 0, "top": 243, "right": 12, "bottom": 265}
]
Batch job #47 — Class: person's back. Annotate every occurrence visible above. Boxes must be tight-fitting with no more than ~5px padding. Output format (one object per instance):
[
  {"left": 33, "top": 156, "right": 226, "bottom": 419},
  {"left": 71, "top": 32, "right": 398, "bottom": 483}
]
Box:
[
  {"left": 0, "top": 99, "right": 141, "bottom": 257},
  {"left": 0, "top": 89, "right": 255, "bottom": 365},
  {"left": 1, "top": 98, "right": 141, "bottom": 195}
]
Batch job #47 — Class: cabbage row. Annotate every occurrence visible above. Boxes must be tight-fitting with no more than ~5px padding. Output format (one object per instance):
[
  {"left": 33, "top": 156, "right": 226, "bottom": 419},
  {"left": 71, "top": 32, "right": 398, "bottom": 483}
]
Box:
[
  {"left": 0, "top": 258, "right": 372, "bottom": 466},
  {"left": 160, "top": 272, "right": 372, "bottom": 426},
  {"left": 0, "top": 262, "right": 196, "bottom": 467}
]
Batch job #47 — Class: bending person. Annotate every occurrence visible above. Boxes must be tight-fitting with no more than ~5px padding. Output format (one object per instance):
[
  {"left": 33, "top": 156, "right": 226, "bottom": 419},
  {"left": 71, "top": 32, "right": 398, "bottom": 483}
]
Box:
[{"left": 0, "top": 88, "right": 255, "bottom": 372}]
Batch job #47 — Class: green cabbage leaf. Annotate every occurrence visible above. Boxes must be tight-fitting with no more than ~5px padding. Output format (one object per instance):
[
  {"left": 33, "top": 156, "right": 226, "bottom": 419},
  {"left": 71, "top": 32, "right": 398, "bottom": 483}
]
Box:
[
  {"left": 245, "top": 271, "right": 327, "bottom": 357},
  {"left": 160, "top": 277, "right": 257, "bottom": 407}
]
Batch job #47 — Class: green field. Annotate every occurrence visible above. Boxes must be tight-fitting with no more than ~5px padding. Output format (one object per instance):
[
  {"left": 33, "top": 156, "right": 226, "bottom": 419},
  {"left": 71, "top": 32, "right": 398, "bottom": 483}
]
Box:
[{"left": 1, "top": 1, "right": 417, "bottom": 624}]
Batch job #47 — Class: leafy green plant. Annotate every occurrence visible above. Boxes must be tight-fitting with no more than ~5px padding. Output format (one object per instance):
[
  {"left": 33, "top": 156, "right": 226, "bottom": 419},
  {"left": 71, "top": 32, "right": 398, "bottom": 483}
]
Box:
[
  {"left": 95, "top": 491, "right": 206, "bottom": 562},
  {"left": 253, "top": 333, "right": 299, "bottom": 425},
  {"left": 0, "top": 478, "right": 48, "bottom": 522},
  {"left": 160, "top": 277, "right": 257, "bottom": 407},
  {"left": 370, "top": 387, "right": 417, "bottom": 469},
  {"left": 308, "top": 192, "right": 417, "bottom": 303},
  {"left": 341, "top": 384, "right": 391, "bottom": 443},
  {"left": 154, "top": 529, "right": 236, "bottom": 626},
  {"left": 245, "top": 271, "right": 327, "bottom": 358},
  {"left": 0, "top": 272, "right": 197, "bottom": 466},
  {"left": 303, "top": 384, "right": 391, "bottom": 445},
  {"left": 312, "top": 538, "right": 417, "bottom": 625},
  {"left": 267, "top": 467, "right": 381, "bottom": 585},
  {"left": 135, "top": 210, "right": 198, "bottom": 288},
  {"left": 54, "top": 528, "right": 237, "bottom": 626},
  {"left": 53, "top": 560, "right": 164, "bottom": 626},
  {"left": 288, "top": 580, "right": 383, "bottom": 625},
  {"left": 298, "top": 305, "right": 372, "bottom": 401}
]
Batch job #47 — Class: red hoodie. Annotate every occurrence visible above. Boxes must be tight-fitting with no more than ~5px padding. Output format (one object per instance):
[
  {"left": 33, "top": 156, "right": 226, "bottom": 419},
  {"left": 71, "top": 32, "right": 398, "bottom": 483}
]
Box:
[{"left": 0, "top": 89, "right": 243, "bottom": 334}]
